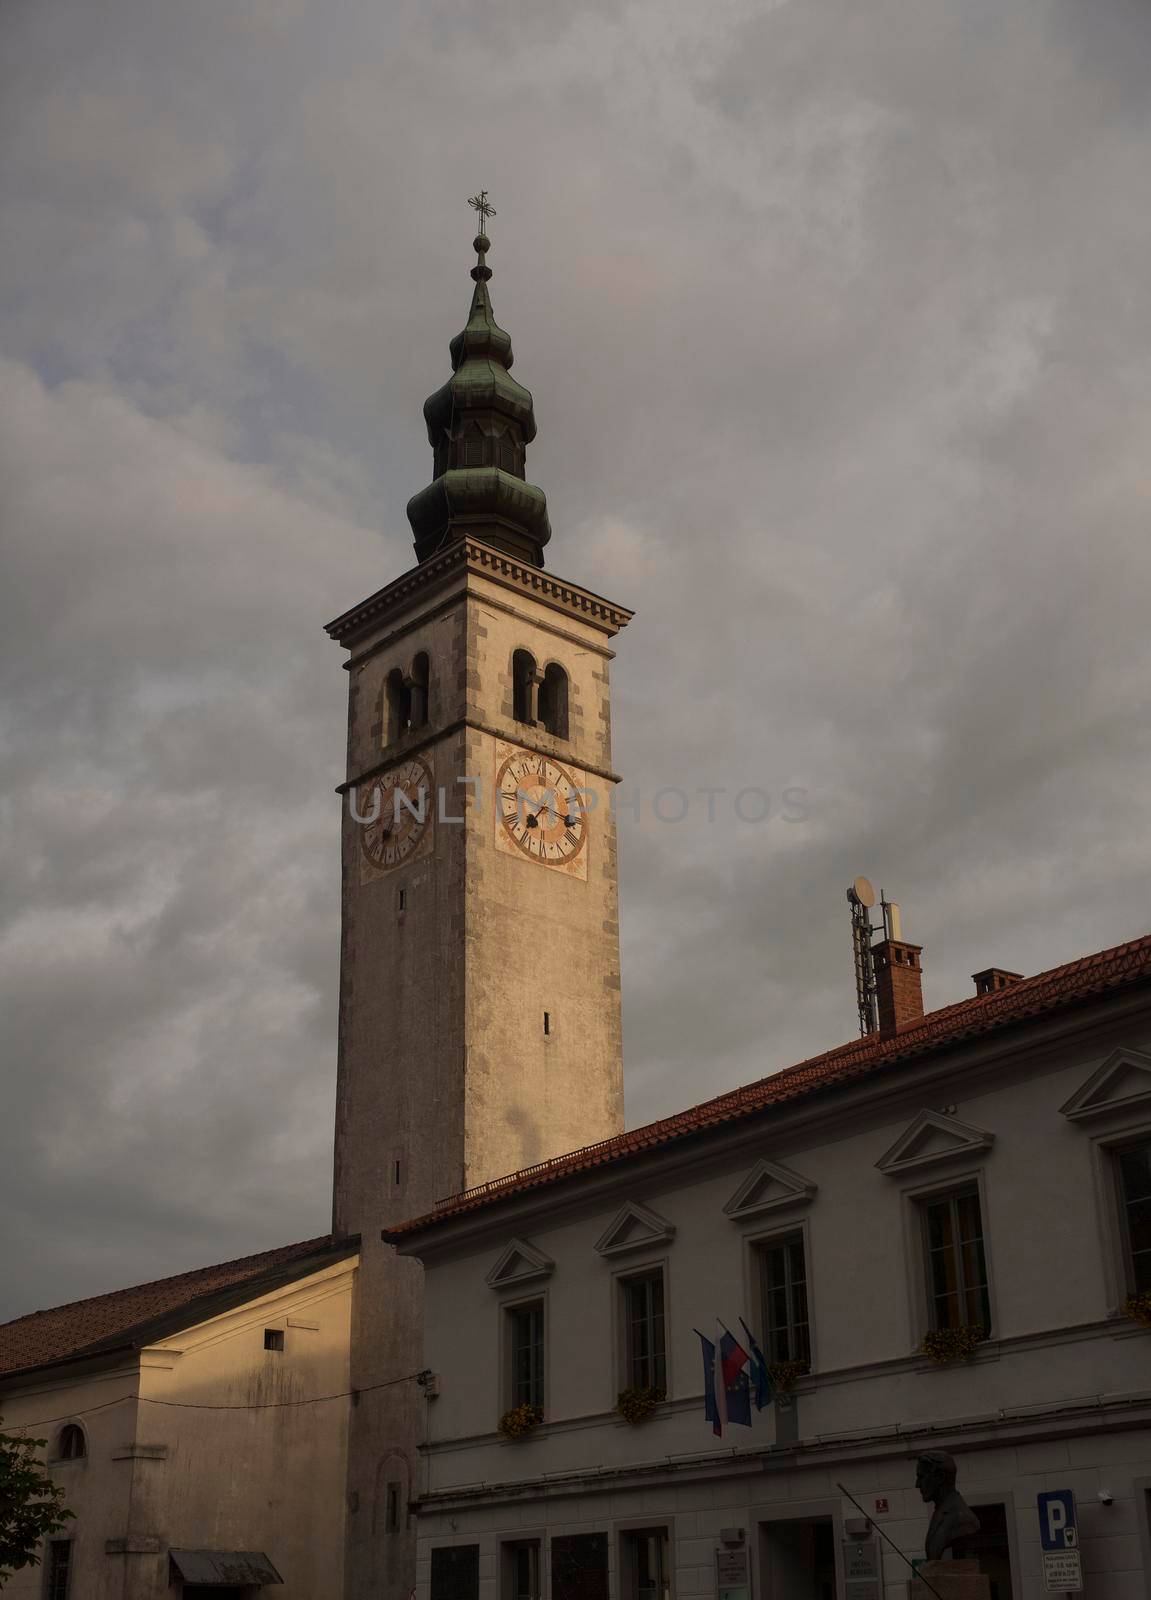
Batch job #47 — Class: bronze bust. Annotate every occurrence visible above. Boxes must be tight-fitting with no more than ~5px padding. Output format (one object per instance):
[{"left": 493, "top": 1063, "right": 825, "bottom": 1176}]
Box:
[{"left": 915, "top": 1449, "right": 981, "bottom": 1560}]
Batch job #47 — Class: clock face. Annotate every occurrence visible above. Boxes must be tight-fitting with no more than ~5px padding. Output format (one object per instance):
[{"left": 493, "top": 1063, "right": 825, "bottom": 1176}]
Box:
[
  {"left": 495, "top": 746, "right": 588, "bottom": 875},
  {"left": 357, "top": 755, "right": 433, "bottom": 877}
]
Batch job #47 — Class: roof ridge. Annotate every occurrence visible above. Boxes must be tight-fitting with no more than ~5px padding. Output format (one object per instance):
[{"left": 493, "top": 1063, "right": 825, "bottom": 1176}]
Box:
[
  {"left": 402, "top": 926, "right": 1151, "bottom": 1231},
  {"left": 0, "top": 1234, "right": 333, "bottom": 1332}
]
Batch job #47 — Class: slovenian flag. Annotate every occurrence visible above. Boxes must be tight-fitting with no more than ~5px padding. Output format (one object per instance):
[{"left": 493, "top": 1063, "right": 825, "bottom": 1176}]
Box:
[
  {"left": 740, "top": 1317, "right": 773, "bottom": 1411},
  {"left": 695, "top": 1329, "right": 722, "bottom": 1436},
  {"left": 719, "top": 1326, "right": 752, "bottom": 1427}
]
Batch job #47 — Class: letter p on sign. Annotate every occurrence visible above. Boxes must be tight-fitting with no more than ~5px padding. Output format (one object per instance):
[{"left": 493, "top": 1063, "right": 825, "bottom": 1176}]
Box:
[{"left": 1037, "top": 1490, "right": 1077, "bottom": 1551}]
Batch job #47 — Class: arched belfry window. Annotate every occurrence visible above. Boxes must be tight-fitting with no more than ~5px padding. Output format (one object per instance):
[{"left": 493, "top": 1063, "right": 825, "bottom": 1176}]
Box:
[
  {"left": 385, "top": 668, "right": 411, "bottom": 744},
  {"left": 409, "top": 652, "right": 430, "bottom": 730},
  {"left": 537, "top": 663, "right": 569, "bottom": 739},
  {"left": 57, "top": 1424, "right": 86, "bottom": 1461},
  {"left": 462, "top": 423, "right": 485, "bottom": 469},
  {"left": 512, "top": 649, "right": 537, "bottom": 725}
]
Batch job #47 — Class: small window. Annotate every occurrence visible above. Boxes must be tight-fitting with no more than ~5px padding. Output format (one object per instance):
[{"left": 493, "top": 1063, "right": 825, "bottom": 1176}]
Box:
[
  {"left": 462, "top": 424, "right": 485, "bottom": 468},
  {"left": 507, "top": 1300, "right": 544, "bottom": 1409},
  {"left": 46, "top": 1540, "right": 72, "bottom": 1600},
  {"left": 622, "top": 1270, "right": 666, "bottom": 1391},
  {"left": 1116, "top": 1138, "right": 1151, "bottom": 1294},
  {"left": 504, "top": 1541, "right": 541, "bottom": 1600},
  {"left": 57, "top": 1423, "right": 85, "bottom": 1461},
  {"left": 512, "top": 649, "right": 537, "bottom": 725},
  {"left": 537, "top": 663, "right": 569, "bottom": 739},
  {"left": 552, "top": 1534, "right": 608, "bottom": 1600},
  {"left": 621, "top": 1529, "right": 670, "bottom": 1600},
  {"left": 432, "top": 1546, "right": 480, "bottom": 1600},
  {"left": 397, "top": 887, "right": 407, "bottom": 912},
  {"left": 922, "top": 1188, "right": 991, "bottom": 1334},
  {"left": 757, "top": 1231, "right": 811, "bottom": 1367},
  {"left": 543, "top": 1011, "right": 551, "bottom": 1036},
  {"left": 498, "top": 431, "right": 517, "bottom": 474},
  {"left": 264, "top": 1328, "right": 285, "bottom": 1352}
]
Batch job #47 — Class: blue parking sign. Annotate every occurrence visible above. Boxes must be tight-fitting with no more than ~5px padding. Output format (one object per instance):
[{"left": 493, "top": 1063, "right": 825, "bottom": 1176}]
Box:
[{"left": 1038, "top": 1490, "right": 1078, "bottom": 1551}]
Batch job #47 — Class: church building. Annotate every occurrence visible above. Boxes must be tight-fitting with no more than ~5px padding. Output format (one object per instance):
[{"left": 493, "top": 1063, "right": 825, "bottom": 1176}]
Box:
[{"left": 6, "top": 212, "right": 1151, "bottom": 1600}]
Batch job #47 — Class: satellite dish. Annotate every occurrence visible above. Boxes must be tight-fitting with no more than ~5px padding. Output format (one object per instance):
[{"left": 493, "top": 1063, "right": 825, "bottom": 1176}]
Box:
[{"left": 851, "top": 875, "right": 876, "bottom": 908}]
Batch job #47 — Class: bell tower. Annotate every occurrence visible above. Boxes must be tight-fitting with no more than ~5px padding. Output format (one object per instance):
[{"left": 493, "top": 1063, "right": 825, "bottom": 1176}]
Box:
[{"left": 329, "top": 204, "right": 631, "bottom": 1600}]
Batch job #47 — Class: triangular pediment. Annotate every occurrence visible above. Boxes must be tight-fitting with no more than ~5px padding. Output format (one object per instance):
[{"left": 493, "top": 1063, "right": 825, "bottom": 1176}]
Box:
[
  {"left": 485, "top": 1237, "right": 555, "bottom": 1290},
  {"left": 594, "top": 1202, "right": 675, "bottom": 1258},
  {"left": 876, "top": 1110, "right": 994, "bottom": 1176},
  {"left": 723, "top": 1159, "right": 817, "bottom": 1221},
  {"left": 1059, "top": 1048, "right": 1151, "bottom": 1122}
]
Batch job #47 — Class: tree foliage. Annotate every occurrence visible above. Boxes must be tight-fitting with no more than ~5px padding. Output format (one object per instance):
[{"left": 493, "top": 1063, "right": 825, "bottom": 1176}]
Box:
[{"left": 0, "top": 1425, "right": 73, "bottom": 1586}]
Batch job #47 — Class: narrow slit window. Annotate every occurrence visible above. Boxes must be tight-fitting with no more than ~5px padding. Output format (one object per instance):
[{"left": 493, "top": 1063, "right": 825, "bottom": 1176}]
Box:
[
  {"left": 397, "top": 888, "right": 407, "bottom": 912},
  {"left": 543, "top": 1012, "right": 551, "bottom": 1036}
]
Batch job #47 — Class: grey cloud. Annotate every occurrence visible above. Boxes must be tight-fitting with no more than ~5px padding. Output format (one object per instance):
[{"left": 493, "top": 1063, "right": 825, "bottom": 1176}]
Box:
[{"left": 3, "top": 0, "right": 1151, "bottom": 1317}]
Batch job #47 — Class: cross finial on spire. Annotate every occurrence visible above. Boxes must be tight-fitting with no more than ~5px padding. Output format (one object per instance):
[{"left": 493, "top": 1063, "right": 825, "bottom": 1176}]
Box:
[{"left": 468, "top": 190, "right": 497, "bottom": 230}]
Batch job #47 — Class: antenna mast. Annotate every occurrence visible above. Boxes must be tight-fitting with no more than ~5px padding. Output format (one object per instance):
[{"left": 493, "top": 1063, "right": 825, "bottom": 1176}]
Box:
[{"left": 847, "top": 876, "right": 879, "bottom": 1036}]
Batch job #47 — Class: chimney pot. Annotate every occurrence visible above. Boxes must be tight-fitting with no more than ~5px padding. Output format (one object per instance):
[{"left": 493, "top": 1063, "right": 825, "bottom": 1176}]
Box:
[
  {"left": 972, "top": 967, "right": 1024, "bottom": 997},
  {"left": 873, "top": 938, "right": 924, "bottom": 1033}
]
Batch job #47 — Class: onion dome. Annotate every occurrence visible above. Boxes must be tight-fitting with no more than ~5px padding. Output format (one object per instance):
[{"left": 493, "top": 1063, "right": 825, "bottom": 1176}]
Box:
[{"left": 407, "top": 228, "right": 551, "bottom": 567}]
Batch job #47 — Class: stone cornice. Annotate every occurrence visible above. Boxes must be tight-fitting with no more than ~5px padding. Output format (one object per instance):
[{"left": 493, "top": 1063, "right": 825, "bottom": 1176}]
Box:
[{"left": 326, "top": 538, "right": 634, "bottom": 651}]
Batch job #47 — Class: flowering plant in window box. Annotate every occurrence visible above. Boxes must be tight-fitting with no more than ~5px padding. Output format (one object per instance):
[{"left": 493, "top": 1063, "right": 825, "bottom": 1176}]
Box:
[
  {"left": 918, "top": 1324, "right": 985, "bottom": 1366},
  {"left": 766, "top": 1360, "right": 808, "bottom": 1398},
  {"left": 615, "top": 1385, "right": 666, "bottom": 1424},
  {"left": 497, "top": 1403, "right": 543, "bottom": 1440},
  {"left": 1122, "top": 1292, "right": 1151, "bottom": 1328}
]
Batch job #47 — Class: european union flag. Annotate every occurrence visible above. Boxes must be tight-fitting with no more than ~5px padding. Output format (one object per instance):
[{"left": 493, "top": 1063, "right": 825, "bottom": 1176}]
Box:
[{"left": 694, "top": 1329, "right": 722, "bottom": 1437}]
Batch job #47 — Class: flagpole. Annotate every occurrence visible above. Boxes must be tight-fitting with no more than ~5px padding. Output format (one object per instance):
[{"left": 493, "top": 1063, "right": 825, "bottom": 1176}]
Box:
[{"left": 834, "top": 1483, "right": 948, "bottom": 1600}]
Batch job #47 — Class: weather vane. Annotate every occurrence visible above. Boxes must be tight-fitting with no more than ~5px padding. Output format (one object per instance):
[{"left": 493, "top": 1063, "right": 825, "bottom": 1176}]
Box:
[{"left": 468, "top": 190, "right": 497, "bottom": 231}]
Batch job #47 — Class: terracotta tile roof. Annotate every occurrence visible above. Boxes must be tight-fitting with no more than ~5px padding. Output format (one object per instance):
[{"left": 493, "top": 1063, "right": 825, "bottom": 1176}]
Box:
[
  {"left": 0, "top": 1235, "right": 351, "bottom": 1381},
  {"left": 387, "top": 931, "right": 1151, "bottom": 1240}
]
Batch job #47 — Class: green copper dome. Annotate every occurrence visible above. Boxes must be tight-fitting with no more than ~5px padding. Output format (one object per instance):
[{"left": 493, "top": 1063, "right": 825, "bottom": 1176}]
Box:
[{"left": 407, "top": 232, "right": 551, "bottom": 567}]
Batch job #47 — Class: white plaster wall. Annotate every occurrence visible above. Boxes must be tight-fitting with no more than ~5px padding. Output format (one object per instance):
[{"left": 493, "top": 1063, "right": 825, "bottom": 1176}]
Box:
[{"left": 1, "top": 1258, "right": 354, "bottom": 1599}]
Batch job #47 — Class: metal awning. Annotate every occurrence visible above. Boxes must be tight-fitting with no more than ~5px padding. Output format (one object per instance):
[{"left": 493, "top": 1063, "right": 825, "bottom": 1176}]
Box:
[{"left": 169, "top": 1549, "right": 283, "bottom": 1586}]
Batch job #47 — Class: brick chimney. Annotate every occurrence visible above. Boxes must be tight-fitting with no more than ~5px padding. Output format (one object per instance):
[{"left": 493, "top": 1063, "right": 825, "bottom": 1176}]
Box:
[
  {"left": 873, "top": 938, "right": 924, "bottom": 1033},
  {"left": 972, "top": 967, "right": 1023, "bottom": 997}
]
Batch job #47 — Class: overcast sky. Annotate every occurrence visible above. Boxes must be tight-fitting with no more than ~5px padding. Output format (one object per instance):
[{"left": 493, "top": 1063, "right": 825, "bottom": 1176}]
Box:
[{"left": 3, "top": 0, "right": 1151, "bottom": 1321}]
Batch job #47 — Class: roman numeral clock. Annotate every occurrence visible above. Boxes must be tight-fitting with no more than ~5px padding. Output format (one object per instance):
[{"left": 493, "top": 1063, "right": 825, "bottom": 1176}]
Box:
[{"left": 494, "top": 741, "right": 589, "bottom": 880}]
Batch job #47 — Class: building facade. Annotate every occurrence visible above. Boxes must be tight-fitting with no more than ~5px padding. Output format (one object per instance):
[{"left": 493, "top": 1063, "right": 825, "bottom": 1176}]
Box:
[
  {"left": 391, "top": 935, "right": 1151, "bottom": 1600},
  {"left": 328, "top": 225, "right": 632, "bottom": 1600},
  {"left": 0, "top": 1237, "right": 357, "bottom": 1598}
]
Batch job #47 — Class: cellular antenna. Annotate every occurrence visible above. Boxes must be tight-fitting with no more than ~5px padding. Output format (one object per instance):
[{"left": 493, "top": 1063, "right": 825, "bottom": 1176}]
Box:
[{"left": 846, "top": 877, "right": 879, "bottom": 1036}]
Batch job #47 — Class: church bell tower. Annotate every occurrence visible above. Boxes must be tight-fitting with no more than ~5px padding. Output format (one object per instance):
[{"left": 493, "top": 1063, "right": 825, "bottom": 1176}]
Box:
[{"left": 328, "top": 202, "right": 631, "bottom": 1600}]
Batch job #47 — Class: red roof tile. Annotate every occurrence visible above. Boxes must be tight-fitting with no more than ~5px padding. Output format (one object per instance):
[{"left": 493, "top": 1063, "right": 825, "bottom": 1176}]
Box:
[
  {"left": 0, "top": 1235, "right": 350, "bottom": 1380},
  {"left": 387, "top": 931, "right": 1151, "bottom": 1239}
]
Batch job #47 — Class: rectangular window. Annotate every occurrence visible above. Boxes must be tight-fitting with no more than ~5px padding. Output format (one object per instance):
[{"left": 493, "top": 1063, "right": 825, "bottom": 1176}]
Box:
[
  {"left": 431, "top": 1546, "right": 480, "bottom": 1600},
  {"left": 46, "top": 1541, "right": 72, "bottom": 1600},
  {"left": 622, "top": 1271, "right": 667, "bottom": 1391},
  {"left": 552, "top": 1533, "right": 609, "bottom": 1600},
  {"left": 621, "top": 1529, "right": 670, "bottom": 1600},
  {"left": 504, "top": 1541, "right": 541, "bottom": 1600},
  {"left": 507, "top": 1301, "right": 544, "bottom": 1409},
  {"left": 922, "top": 1188, "right": 991, "bottom": 1333},
  {"left": 757, "top": 1232, "right": 811, "bottom": 1367},
  {"left": 1117, "top": 1139, "right": 1151, "bottom": 1294},
  {"left": 263, "top": 1328, "right": 284, "bottom": 1352}
]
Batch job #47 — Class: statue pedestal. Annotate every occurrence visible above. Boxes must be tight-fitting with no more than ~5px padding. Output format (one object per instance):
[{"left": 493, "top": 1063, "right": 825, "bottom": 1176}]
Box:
[{"left": 908, "top": 1559, "right": 991, "bottom": 1600}]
